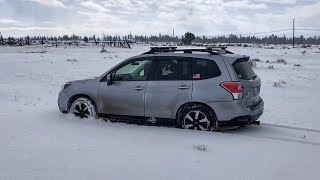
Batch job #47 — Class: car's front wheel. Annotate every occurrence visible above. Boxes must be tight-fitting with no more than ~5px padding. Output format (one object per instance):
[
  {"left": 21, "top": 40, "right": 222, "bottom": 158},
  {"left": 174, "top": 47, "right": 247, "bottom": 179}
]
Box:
[{"left": 70, "top": 97, "right": 97, "bottom": 118}]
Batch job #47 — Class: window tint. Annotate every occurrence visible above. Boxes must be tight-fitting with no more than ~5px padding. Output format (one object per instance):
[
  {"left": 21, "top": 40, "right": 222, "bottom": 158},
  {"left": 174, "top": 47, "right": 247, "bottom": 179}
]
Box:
[
  {"left": 152, "top": 57, "right": 191, "bottom": 80},
  {"left": 233, "top": 60, "right": 256, "bottom": 80},
  {"left": 113, "top": 59, "right": 153, "bottom": 81},
  {"left": 192, "top": 58, "right": 221, "bottom": 80}
]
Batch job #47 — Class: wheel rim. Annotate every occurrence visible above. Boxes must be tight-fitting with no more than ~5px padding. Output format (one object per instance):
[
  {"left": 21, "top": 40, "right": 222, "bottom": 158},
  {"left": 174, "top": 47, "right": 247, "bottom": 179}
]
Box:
[
  {"left": 183, "top": 110, "right": 210, "bottom": 131},
  {"left": 71, "top": 101, "right": 92, "bottom": 118}
]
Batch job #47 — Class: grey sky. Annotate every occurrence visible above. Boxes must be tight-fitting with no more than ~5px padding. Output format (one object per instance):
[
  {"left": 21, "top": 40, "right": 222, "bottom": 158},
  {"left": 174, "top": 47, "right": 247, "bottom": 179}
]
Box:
[{"left": 0, "top": 0, "right": 319, "bottom": 37}]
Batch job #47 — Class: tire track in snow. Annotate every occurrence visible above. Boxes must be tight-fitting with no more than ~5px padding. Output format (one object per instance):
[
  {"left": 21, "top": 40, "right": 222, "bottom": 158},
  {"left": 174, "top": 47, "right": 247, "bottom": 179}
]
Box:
[
  {"left": 228, "top": 124, "right": 320, "bottom": 146},
  {"left": 261, "top": 123, "right": 320, "bottom": 133},
  {"left": 238, "top": 134, "right": 320, "bottom": 146}
]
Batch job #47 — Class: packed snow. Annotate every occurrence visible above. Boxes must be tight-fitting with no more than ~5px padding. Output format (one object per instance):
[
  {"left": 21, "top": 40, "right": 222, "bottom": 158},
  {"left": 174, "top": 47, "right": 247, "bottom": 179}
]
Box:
[{"left": 1, "top": 44, "right": 320, "bottom": 180}]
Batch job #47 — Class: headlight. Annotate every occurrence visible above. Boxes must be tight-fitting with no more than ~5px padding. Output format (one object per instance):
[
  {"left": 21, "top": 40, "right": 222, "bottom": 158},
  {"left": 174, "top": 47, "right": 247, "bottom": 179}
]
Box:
[{"left": 61, "top": 82, "right": 72, "bottom": 90}]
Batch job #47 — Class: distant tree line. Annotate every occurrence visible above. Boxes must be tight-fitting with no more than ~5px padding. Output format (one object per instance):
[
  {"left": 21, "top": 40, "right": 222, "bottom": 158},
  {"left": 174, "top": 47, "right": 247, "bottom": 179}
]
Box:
[
  {"left": 1, "top": 33, "right": 320, "bottom": 45},
  {"left": 194, "top": 34, "right": 320, "bottom": 45}
]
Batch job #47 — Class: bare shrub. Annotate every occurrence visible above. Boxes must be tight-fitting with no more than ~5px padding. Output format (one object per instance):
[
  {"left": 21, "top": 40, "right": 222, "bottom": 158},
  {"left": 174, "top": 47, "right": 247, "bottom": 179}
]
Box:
[
  {"left": 66, "top": 59, "right": 78, "bottom": 63},
  {"left": 276, "top": 59, "right": 287, "bottom": 64},
  {"left": 251, "top": 58, "right": 261, "bottom": 62},
  {"left": 248, "top": 61, "right": 256, "bottom": 68},
  {"left": 100, "top": 43, "right": 107, "bottom": 53},
  {"left": 193, "top": 144, "right": 207, "bottom": 151},
  {"left": 273, "top": 80, "right": 286, "bottom": 87},
  {"left": 267, "top": 65, "right": 274, "bottom": 69},
  {"left": 100, "top": 49, "right": 107, "bottom": 53},
  {"left": 26, "top": 51, "right": 47, "bottom": 54}
]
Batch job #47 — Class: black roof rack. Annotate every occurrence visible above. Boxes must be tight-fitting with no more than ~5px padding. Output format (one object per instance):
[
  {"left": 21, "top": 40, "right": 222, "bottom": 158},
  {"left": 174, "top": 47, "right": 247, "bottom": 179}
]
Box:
[{"left": 143, "top": 46, "right": 233, "bottom": 55}]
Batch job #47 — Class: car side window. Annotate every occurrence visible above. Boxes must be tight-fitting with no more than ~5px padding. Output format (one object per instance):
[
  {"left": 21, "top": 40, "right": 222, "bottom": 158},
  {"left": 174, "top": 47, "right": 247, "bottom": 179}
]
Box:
[
  {"left": 192, "top": 58, "right": 221, "bottom": 80},
  {"left": 113, "top": 58, "right": 153, "bottom": 81},
  {"left": 152, "top": 57, "right": 191, "bottom": 80}
]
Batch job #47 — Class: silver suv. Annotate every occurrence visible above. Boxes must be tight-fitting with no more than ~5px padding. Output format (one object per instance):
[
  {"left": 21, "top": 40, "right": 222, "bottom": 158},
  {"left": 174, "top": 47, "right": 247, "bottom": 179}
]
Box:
[{"left": 58, "top": 47, "right": 264, "bottom": 131}]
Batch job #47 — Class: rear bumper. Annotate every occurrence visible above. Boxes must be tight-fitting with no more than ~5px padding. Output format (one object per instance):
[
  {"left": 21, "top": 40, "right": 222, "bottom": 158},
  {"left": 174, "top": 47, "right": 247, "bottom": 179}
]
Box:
[
  {"left": 218, "top": 112, "right": 262, "bottom": 127},
  {"left": 206, "top": 97, "right": 264, "bottom": 127}
]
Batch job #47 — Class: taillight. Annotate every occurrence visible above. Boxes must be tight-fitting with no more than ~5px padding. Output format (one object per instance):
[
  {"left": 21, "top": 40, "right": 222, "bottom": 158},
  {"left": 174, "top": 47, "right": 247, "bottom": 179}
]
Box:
[{"left": 221, "top": 82, "right": 243, "bottom": 100}]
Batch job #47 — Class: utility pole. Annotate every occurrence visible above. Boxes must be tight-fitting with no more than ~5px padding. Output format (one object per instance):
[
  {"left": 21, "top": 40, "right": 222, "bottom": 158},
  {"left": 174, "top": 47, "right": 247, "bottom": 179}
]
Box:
[
  {"left": 173, "top": 28, "right": 175, "bottom": 45},
  {"left": 293, "top": 18, "right": 295, "bottom": 48}
]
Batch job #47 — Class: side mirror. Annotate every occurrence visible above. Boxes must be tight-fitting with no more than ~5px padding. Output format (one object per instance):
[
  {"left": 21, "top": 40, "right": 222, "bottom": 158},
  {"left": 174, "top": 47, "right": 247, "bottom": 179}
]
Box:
[{"left": 106, "top": 74, "right": 113, "bottom": 85}]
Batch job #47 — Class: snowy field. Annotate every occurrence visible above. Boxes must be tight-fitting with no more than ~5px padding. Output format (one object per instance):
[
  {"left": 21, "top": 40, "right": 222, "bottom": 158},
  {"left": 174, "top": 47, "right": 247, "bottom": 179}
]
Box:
[{"left": 1, "top": 44, "right": 320, "bottom": 179}]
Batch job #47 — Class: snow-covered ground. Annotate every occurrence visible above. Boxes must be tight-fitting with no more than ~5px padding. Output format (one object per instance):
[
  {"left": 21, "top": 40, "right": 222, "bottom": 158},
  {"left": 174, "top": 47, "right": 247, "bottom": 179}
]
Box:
[{"left": 1, "top": 44, "right": 320, "bottom": 179}]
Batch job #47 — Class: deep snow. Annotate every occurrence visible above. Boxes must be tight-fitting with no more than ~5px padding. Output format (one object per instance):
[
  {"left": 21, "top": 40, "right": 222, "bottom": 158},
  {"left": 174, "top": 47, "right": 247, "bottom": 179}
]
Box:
[{"left": 0, "top": 44, "right": 320, "bottom": 180}]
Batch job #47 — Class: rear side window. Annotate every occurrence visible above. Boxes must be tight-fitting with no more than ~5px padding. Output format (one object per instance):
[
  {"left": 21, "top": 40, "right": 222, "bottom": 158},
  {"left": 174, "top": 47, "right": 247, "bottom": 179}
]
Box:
[
  {"left": 152, "top": 57, "right": 191, "bottom": 80},
  {"left": 192, "top": 58, "right": 221, "bottom": 80},
  {"left": 233, "top": 60, "right": 256, "bottom": 80}
]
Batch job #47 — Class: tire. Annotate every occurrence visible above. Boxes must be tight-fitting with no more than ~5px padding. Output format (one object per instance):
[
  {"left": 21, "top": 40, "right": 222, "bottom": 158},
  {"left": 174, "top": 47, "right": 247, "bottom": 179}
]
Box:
[
  {"left": 178, "top": 104, "right": 216, "bottom": 131},
  {"left": 69, "top": 97, "right": 97, "bottom": 118}
]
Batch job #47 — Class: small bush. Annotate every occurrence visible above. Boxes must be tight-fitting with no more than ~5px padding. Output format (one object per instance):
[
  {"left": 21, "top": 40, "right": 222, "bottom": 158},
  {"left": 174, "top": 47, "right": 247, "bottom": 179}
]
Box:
[
  {"left": 302, "top": 50, "right": 307, "bottom": 55},
  {"left": 294, "top": 64, "right": 301, "bottom": 67},
  {"left": 193, "top": 144, "right": 207, "bottom": 152},
  {"left": 267, "top": 65, "right": 274, "bottom": 69},
  {"left": 101, "top": 43, "right": 107, "bottom": 53},
  {"left": 26, "top": 51, "right": 47, "bottom": 54},
  {"left": 273, "top": 80, "right": 286, "bottom": 87},
  {"left": 251, "top": 58, "right": 261, "bottom": 62},
  {"left": 66, "top": 59, "right": 78, "bottom": 63},
  {"left": 248, "top": 61, "right": 256, "bottom": 68},
  {"left": 276, "top": 59, "right": 287, "bottom": 64},
  {"left": 301, "top": 45, "right": 311, "bottom": 48}
]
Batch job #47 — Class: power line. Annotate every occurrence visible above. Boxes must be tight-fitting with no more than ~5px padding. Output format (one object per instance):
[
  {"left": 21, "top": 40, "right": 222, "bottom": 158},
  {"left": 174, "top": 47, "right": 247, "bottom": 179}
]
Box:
[
  {"left": 239, "top": 29, "right": 292, "bottom": 36},
  {"left": 236, "top": 28, "right": 320, "bottom": 37},
  {"left": 295, "top": 28, "right": 320, "bottom": 32}
]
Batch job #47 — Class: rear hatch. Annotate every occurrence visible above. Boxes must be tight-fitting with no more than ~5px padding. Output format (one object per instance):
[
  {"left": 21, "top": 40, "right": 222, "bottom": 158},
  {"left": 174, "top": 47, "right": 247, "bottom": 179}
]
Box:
[{"left": 232, "top": 58, "right": 261, "bottom": 107}]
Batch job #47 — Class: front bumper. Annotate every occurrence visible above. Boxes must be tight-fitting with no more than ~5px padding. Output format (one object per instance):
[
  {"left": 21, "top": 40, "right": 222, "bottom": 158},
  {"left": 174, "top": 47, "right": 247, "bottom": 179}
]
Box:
[{"left": 58, "top": 91, "right": 69, "bottom": 113}]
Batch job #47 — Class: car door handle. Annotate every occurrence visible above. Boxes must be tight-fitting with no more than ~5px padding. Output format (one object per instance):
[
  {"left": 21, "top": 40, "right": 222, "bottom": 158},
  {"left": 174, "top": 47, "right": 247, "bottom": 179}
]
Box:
[
  {"left": 134, "top": 86, "right": 143, "bottom": 91},
  {"left": 177, "top": 85, "right": 190, "bottom": 90}
]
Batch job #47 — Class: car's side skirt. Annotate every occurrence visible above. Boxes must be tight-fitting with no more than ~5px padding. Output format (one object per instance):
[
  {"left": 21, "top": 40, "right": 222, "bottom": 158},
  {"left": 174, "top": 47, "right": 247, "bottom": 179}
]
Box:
[{"left": 98, "top": 113, "right": 175, "bottom": 125}]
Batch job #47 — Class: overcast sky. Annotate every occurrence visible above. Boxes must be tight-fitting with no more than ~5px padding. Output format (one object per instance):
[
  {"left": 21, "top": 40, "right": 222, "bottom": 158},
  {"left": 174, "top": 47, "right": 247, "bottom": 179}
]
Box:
[{"left": 0, "top": 0, "right": 319, "bottom": 37}]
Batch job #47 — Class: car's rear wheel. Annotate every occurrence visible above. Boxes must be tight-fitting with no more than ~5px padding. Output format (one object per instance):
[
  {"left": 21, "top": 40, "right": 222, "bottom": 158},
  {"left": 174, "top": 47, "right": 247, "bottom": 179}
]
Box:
[
  {"left": 179, "top": 104, "right": 215, "bottom": 131},
  {"left": 70, "top": 97, "right": 97, "bottom": 118}
]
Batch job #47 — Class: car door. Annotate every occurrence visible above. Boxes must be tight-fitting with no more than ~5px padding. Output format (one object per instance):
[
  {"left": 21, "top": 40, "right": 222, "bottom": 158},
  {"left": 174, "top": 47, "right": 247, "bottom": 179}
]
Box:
[
  {"left": 145, "top": 56, "right": 192, "bottom": 119},
  {"left": 99, "top": 57, "right": 154, "bottom": 117}
]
